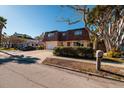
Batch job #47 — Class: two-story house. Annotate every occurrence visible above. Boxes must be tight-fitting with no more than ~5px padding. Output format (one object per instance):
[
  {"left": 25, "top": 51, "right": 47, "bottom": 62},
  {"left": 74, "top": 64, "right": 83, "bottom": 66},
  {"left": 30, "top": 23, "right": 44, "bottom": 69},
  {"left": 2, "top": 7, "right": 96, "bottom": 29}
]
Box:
[{"left": 43, "top": 28, "right": 90, "bottom": 49}]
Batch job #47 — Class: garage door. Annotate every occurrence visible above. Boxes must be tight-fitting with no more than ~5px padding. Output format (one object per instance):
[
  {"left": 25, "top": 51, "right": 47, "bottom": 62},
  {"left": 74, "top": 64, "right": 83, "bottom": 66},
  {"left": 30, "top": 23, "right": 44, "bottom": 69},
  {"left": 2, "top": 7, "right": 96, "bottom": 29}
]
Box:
[{"left": 47, "top": 44, "right": 56, "bottom": 50}]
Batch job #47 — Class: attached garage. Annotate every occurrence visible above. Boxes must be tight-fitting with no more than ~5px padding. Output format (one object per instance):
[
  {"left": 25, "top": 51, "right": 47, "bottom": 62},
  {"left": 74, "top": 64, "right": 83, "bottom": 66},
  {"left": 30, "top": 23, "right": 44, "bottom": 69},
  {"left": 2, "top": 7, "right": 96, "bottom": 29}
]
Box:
[{"left": 45, "top": 41, "right": 58, "bottom": 49}]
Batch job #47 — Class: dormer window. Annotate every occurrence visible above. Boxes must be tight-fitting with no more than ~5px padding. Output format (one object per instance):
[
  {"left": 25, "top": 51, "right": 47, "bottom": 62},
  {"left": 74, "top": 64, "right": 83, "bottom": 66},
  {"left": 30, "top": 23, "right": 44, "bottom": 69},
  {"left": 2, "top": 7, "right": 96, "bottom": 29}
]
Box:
[
  {"left": 74, "top": 30, "right": 82, "bottom": 36},
  {"left": 62, "top": 33, "right": 66, "bottom": 36},
  {"left": 48, "top": 33, "right": 54, "bottom": 37}
]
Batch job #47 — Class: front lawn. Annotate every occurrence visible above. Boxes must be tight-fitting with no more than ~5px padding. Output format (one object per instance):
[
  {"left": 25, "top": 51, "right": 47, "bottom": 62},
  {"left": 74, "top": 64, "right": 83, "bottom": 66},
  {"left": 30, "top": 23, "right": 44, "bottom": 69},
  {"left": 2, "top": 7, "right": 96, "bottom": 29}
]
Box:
[{"left": 0, "top": 47, "right": 16, "bottom": 51}]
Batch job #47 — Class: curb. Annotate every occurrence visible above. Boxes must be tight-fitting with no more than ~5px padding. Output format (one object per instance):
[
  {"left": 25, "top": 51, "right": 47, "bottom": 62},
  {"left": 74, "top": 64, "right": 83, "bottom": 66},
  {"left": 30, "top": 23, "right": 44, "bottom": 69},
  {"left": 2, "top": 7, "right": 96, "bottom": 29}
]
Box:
[{"left": 43, "top": 63, "right": 124, "bottom": 83}]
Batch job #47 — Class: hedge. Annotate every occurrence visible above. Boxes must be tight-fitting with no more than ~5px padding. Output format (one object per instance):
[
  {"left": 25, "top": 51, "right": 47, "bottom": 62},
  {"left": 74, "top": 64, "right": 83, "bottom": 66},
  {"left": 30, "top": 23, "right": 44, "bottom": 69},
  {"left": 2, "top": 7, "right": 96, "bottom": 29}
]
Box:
[{"left": 53, "top": 46, "right": 94, "bottom": 59}]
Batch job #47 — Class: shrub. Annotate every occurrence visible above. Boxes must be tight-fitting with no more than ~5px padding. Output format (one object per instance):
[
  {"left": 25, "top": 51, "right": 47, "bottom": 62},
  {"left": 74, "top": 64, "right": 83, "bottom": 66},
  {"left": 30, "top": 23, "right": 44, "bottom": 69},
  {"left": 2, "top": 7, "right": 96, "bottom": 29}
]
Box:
[
  {"left": 122, "top": 52, "right": 124, "bottom": 56},
  {"left": 107, "top": 51, "right": 121, "bottom": 58},
  {"left": 36, "top": 46, "right": 44, "bottom": 50},
  {"left": 53, "top": 46, "right": 94, "bottom": 59},
  {"left": 112, "top": 52, "right": 122, "bottom": 58},
  {"left": 53, "top": 47, "right": 77, "bottom": 57}
]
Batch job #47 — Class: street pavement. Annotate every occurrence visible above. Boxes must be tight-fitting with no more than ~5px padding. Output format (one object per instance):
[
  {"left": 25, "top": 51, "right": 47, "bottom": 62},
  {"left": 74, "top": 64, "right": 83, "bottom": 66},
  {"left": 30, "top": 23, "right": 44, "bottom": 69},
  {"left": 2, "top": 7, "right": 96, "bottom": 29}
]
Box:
[{"left": 0, "top": 50, "right": 124, "bottom": 88}]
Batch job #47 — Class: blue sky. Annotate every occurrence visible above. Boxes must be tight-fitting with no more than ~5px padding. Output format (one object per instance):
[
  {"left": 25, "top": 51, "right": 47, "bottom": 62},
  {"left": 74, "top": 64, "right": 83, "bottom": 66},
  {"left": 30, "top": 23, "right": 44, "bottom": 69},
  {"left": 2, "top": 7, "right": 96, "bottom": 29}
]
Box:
[{"left": 0, "top": 5, "right": 95, "bottom": 38}]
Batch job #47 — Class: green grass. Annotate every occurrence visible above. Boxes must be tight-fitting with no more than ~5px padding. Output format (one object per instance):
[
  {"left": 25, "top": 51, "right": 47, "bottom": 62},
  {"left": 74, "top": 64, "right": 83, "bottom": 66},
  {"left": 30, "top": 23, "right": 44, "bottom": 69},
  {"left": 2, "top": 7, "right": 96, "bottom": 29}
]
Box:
[{"left": 0, "top": 47, "right": 17, "bottom": 51}]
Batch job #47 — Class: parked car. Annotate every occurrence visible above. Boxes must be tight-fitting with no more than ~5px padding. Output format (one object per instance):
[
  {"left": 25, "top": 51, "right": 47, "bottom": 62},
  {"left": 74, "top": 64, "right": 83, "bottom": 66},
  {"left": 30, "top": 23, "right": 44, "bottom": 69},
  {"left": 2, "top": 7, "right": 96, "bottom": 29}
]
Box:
[{"left": 20, "top": 46, "right": 36, "bottom": 51}]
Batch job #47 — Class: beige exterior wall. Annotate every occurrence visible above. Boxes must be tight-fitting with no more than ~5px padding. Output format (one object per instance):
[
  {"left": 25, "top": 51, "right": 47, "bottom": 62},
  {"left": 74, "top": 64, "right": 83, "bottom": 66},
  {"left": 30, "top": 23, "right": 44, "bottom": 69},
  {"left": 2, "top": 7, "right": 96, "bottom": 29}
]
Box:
[
  {"left": 45, "top": 40, "right": 90, "bottom": 49},
  {"left": 58, "top": 40, "right": 90, "bottom": 47},
  {"left": 83, "top": 40, "right": 89, "bottom": 47}
]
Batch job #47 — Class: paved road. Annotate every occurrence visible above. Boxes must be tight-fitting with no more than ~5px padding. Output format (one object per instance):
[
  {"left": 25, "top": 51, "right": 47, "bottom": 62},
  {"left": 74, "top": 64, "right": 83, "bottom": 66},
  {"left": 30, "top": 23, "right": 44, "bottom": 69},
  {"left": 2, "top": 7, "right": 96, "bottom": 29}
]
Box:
[{"left": 0, "top": 50, "right": 124, "bottom": 88}]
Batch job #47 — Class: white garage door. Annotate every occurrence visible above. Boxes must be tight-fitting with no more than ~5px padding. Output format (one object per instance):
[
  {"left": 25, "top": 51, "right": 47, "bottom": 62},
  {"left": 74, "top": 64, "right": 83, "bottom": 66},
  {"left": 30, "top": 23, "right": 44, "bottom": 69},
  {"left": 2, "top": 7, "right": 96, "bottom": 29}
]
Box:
[{"left": 47, "top": 44, "right": 56, "bottom": 50}]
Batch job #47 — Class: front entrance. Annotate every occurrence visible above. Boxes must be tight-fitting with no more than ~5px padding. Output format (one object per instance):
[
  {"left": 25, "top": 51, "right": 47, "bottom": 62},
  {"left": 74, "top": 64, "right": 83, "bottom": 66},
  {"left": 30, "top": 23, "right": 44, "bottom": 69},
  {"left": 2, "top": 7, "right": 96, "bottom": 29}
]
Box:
[{"left": 67, "top": 42, "right": 70, "bottom": 46}]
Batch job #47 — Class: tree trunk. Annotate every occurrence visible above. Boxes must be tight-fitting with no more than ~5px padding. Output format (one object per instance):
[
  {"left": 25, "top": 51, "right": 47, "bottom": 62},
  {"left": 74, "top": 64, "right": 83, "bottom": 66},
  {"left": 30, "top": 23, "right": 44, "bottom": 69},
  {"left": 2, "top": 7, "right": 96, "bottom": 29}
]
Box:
[
  {"left": 103, "top": 37, "right": 112, "bottom": 52},
  {"left": 93, "top": 37, "right": 98, "bottom": 50}
]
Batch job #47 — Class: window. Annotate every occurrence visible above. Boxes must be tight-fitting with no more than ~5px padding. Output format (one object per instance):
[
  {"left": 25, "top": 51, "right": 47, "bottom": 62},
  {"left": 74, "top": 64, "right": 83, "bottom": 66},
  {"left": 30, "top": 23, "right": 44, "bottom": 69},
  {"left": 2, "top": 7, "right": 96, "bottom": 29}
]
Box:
[
  {"left": 73, "top": 42, "right": 78, "bottom": 46},
  {"left": 74, "top": 30, "right": 82, "bottom": 36},
  {"left": 48, "top": 33, "right": 54, "bottom": 38},
  {"left": 73, "top": 42, "right": 83, "bottom": 46},
  {"left": 62, "top": 33, "right": 66, "bottom": 36}
]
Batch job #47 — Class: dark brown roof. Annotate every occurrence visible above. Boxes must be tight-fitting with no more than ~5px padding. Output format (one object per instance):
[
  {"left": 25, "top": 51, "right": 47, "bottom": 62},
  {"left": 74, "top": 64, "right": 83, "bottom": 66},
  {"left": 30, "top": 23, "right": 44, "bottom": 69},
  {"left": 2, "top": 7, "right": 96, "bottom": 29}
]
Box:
[{"left": 43, "top": 28, "right": 90, "bottom": 41}]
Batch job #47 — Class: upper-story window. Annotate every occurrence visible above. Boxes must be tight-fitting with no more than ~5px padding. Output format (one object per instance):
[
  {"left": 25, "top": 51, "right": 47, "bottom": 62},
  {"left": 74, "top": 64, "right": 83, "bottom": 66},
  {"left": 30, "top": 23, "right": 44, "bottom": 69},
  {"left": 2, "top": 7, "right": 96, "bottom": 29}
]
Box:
[
  {"left": 74, "top": 30, "right": 82, "bottom": 36},
  {"left": 48, "top": 33, "right": 54, "bottom": 38},
  {"left": 62, "top": 33, "right": 66, "bottom": 36}
]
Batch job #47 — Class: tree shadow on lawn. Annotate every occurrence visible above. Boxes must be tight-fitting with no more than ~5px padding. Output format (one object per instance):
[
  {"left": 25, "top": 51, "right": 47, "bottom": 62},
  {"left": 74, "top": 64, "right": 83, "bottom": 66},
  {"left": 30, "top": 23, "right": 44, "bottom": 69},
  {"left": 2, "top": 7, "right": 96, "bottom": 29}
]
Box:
[{"left": 0, "top": 55, "right": 40, "bottom": 65}]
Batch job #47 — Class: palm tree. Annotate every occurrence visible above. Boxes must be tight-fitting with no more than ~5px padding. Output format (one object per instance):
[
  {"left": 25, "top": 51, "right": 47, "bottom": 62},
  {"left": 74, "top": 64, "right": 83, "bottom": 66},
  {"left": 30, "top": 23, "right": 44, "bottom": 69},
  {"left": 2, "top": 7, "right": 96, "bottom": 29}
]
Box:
[{"left": 0, "top": 16, "right": 7, "bottom": 47}]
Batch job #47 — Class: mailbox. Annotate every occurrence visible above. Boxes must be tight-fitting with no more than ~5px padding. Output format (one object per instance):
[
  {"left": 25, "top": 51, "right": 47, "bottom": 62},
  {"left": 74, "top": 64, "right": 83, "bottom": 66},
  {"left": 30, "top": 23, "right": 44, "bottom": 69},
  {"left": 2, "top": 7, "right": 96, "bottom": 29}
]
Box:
[
  {"left": 96, "top": 50, "right": 104, "bottom": 71},
  {"left": 96, "top": 50, "right": 104, "bottom": 58}
]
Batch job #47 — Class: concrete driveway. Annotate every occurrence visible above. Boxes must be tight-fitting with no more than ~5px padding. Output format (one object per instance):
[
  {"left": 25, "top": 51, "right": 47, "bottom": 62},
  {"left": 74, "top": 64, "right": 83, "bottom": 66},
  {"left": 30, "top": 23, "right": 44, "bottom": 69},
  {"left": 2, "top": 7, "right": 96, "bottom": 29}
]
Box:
[
  {"left": 18, "top": 50, "right": 53, "bottom": 63},
  {"left": 0, "top": 50, "right": 124, "bottom": 88}
]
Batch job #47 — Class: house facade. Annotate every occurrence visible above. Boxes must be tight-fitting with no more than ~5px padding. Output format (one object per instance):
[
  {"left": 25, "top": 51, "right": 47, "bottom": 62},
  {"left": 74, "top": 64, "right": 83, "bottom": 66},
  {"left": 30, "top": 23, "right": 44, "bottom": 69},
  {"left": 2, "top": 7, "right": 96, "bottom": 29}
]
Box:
[
  {"left": 19, "top": 39, "right": 38, "bottom": 49},
  {"left": 43, "top": 28, "right": 90, "bottom": 49},
  {"left": 1, "top": 33, "right": 44, "bottom": 50}
]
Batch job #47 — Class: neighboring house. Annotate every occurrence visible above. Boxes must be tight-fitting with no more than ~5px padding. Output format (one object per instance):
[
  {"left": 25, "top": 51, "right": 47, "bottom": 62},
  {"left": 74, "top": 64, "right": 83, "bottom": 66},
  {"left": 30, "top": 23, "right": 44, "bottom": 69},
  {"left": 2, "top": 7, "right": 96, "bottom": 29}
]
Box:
[
  {"left": 1, "top": 33, "right": 44, "bottom": 49},
  {"left": 20, "top": 39, "right": 37, "bottom": 48},
  {"left": 43, "top": 28, "right": 90, "bottom": 49},
  {"left": 13, "top": 32, "right": 33, "bottom": 39},
  {"left": 1, "top": 38, "right": 38, "bottom": 49},
  {"left": 13, "top": 33, "right": 44, "bottom": 49},
  {"left": 19, "top": 39, "right": 44, "bottom": 49}
]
